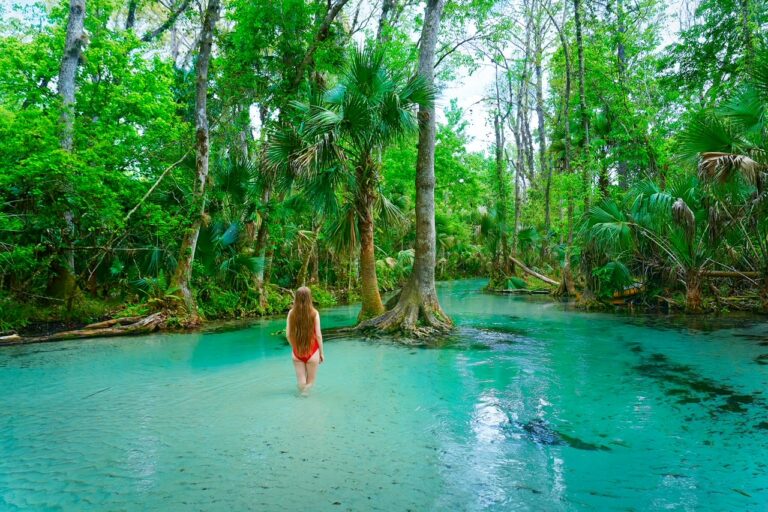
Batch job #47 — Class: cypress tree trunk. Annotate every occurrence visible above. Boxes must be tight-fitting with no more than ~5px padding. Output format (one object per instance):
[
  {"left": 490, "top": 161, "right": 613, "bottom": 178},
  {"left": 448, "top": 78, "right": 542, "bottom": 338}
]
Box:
[
  {"left": 358, "top": 0, "right": 451, "bottom": 336},
  {"left": 168, "top": 0, "right": 220, "bottom": 321},
  {"left": 50, "top": 0, "right": 86, "bottom": 308}
]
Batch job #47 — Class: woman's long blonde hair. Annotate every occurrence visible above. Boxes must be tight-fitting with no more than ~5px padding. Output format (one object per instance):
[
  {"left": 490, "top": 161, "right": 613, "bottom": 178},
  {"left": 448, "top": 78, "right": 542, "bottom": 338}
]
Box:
[{"left": 289, "top": 287, "right": 316, "bottom": 355}]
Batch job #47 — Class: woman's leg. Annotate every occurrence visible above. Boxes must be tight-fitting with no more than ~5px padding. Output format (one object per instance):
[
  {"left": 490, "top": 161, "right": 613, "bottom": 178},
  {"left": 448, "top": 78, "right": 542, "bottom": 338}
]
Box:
[
  {"left": 292, "top": 357, "right": 308, "bottom": 392},
  {"left": 304, "top": 350, "right": 321, "bottom": 390}
]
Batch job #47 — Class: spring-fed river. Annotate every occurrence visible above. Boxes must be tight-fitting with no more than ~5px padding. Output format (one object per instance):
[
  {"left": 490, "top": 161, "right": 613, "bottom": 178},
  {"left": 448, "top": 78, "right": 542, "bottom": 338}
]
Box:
[{"left": 1, "top": 280, "right": 767, "bottom": 511}]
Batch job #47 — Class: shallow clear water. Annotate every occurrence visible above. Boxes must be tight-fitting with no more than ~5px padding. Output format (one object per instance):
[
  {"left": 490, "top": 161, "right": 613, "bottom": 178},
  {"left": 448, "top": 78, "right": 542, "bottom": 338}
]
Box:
[{"left": 2, "top": 280, "right": 767, "bottom": 511}]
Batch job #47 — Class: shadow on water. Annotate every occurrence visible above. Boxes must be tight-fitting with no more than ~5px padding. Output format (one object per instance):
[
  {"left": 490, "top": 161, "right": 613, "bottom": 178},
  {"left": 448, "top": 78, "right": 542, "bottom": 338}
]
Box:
[
  {"left": 505, "top": 418, "right": 612, "bottom": 452},
  {"left": 618, "top": 312, "right": 764, "bottom": 335},
  {"left": 433, "top": 325, "right": 536, "bottom": 352},
  {"left": 322, "top": 322, "right": 535, "bottom": 352},
  {"left": 632, "top": 352, "right": 765, "bottom": 416}
]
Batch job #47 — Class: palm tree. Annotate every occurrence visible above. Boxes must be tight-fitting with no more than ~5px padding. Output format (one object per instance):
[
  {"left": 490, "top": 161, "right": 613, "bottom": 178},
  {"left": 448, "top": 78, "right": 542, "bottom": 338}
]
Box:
[
  {"left": 678, "top": 57, "right": 768, "bottom": 311},
  {"left": 586, "top": 177, "right": 716, "bottom": 312},
  {"left": 268, "top": 46, "right": 432, "bottom": 321}
]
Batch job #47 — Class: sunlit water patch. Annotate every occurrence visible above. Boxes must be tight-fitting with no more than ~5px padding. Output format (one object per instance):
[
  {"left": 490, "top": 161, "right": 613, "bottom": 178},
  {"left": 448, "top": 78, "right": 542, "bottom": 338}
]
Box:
[{"left": 1, "top": 280, "right": 767, "bottom": 510}]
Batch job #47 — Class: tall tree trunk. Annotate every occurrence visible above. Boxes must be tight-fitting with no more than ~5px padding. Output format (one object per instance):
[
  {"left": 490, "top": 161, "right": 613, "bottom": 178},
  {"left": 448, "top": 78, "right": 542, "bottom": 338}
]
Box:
[
  {"left": 298, "top": 222, "right": 322, "bottom": 286},
  {"left": 50, "top": 0, "right": 86, "bottom": 308},
  {"left": 615, "top": 0, "right": 629, "bottom": 189},
  {"left": 574, "top": 0, "right": 590, "bottom": 211},
  {"left": 347, "top": 253, "right": 355, "bottom": 301},
  {"left": 168, "top": 0, "right": 220, "bottom": 322},
  {"left": 358, "top": 0, "right": 451, "bottom": 336},
  {"left": 519, "top": 14, "right": 535, "bottom": 183},
  {"left": 291, "top": 0, "right": 351, "bottom": 88},
  {"left": 310, "top": 244, "right": 320, "bottom": 284},
  {"left": 126, "top": 0, "right": 137, "bottom": 30},
  {"left": 573, "top": 0, "right": 598, "bottom": 302},
  {"left": 513, "top": 151, "right": 522, "bottom": 253},
  {"left": 740, "top": 0, "right": 753, "bottom": 70},
  {"left": 377, "top": 0, "right": 396, "bottom": 43},
  {"left": 546, "top": 3, "right": 571, "bottom": 174},
  {"left": 356, "top": 159, "right": 385, "bottom": 321},
  {"left": 543, "top": 158, "right": 553, "bottom": 233},
  {"left": 252, "top": 105, "right": 272, "bottom": 308},
  {"left": 253, "top": 185, "right": 271, "bottom": 308},
  {"left": 264, "top": 244, "right": 275, "bottom": 286},
  {"left": 534, "top": 16, "right": 550, "bottom": 253},
  {"left": 495, "top": 114, "right": 511, "bottom": 277},
  {"left": 546, "top": 2, "right": 575, "bottom": 296}
]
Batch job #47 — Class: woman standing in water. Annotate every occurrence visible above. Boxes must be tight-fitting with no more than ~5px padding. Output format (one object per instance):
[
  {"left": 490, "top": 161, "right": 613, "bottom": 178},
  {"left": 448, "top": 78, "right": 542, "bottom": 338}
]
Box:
[{"left": 286, "top": 287, "right": 324, "bottom": 394}]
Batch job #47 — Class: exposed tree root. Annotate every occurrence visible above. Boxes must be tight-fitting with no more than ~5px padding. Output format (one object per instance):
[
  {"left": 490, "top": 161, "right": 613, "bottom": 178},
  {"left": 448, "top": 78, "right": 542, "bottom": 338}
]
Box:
[
  {"left": 356, "top": 283, "right": 453, "bottom": 342},
  {"left": 576, "top": 287, "right": 605, "bottom": 309},
  {"left": 553, "top": 263, "right": 577, "bottom": 297},
  {"left": 1, "top": 313, "right": 166, "bottom": 346}
]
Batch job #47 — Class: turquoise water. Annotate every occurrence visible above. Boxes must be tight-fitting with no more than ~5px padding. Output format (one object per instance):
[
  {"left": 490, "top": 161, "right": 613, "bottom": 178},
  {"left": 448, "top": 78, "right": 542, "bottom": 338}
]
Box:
[{"left": 1, "top": 280, "right": 767, "bottom": 511}]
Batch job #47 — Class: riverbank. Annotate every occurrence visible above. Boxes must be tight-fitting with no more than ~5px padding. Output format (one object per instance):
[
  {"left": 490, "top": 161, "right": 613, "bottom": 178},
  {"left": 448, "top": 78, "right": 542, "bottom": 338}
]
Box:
[
  {"left": 485, "top": 275, "right": 768, "bottom": 315},
  {"left": 4, "top": 273, "right": 765, "bottom": 347},
  {"left": 0, "top": 284, "right": 347, "bottom": 344}
]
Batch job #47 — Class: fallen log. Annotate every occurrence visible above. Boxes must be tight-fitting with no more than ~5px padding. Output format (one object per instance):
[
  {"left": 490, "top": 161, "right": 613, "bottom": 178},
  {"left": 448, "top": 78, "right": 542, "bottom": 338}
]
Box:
[
  {"left": 498, "top": 289, "right": 551, "bottom": 295},
  {"left": 701, "top": 270, "right": 761, "bottom": 279},
  {"left": 83, "top": 316, "right": 144, "bottom": 329},
  {"left": 0, "top": 313, "right": 166, "bottom": 346},
  {"left": 509, "top": 256, "right": 560, "bottom": 287}
]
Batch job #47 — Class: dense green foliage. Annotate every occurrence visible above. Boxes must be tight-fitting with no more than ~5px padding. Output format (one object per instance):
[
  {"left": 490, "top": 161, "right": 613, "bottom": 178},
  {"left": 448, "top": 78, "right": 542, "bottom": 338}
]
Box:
[{"left": 1, "top": 0, "right": 767, "bottom": 334}]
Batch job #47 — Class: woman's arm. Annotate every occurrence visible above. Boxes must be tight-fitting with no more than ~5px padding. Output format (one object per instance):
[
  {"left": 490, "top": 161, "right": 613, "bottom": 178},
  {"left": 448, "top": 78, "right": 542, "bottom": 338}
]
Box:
[
  {"left": 285, "top": 311, "right": 293, "bottom": 348},
  {"left": 315, "top": 311, "right": 324, "bottom": 363}
]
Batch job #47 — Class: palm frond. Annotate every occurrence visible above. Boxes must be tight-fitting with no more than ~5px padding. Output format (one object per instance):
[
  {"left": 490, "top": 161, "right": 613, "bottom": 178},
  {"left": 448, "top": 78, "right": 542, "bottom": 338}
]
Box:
[
  {"left": 326, "top": 202, "right": 359, "bottom": 255},
  {"left": 699, "top": 152, "right": 762, "bottom": 186},
  {"left": 375, "top": 192, "right": 407, "bottom": 229},
  {"left": 719, "top": 85, "right": 765, "bottom": 135},
  {"left": 672, "top": 198, "right": 696, "bottom": 245},
  {"left": 586, "top": 200, "right": 634, "bottom": 252},
  {"left": 399, "top": 74, "right": 435, "bottom": 109},
  {"left": 677, "top": 114, "right": 735, "bottom": 163}
]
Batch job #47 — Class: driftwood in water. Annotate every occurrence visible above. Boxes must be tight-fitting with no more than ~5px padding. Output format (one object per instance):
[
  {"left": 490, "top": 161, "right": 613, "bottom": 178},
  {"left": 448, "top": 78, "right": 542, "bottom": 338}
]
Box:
[
  {"left": 0, "top": 313, "right": 166, "bottom": 346},
  {"left": 509, "top": 256, "right": 560, "bottom": 286}
]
